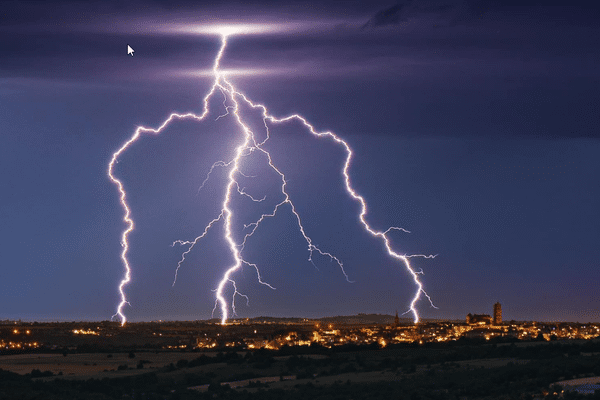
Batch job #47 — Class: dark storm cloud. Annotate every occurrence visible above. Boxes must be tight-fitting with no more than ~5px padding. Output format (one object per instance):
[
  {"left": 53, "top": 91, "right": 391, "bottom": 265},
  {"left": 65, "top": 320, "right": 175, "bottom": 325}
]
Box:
[
  {"left": 361, "top": 0, "right": 600, "bottom": 31},
  {"left": 2, "top": 0, "right": 599, "bottom": 141},
  {"left": 361, "top": 3, "right": 407, "bottom": 29},
  {"left": 361, "top": 0, "right": 492, "bottom": 30},
  {"left": 0, "top": 0, "right": 369, "bottom": 32},
  {"left": 0, "top": 0, "right": 366, "bottom": 86},
  {"left": 354, "top": 0, "right": 600, "bottom": 140}
]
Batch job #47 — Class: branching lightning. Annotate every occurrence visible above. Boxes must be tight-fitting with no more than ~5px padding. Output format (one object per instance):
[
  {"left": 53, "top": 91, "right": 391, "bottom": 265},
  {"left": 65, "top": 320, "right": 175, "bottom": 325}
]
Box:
[{"left": 109, "top": 30, "right": 436, "bottom": 326}]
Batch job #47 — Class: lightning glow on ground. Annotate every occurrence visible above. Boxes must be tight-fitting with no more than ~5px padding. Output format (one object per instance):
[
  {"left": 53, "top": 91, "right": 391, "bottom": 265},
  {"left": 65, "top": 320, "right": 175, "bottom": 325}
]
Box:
[{"left": 109, "top": 31, "right": 436, "bottom": 326}]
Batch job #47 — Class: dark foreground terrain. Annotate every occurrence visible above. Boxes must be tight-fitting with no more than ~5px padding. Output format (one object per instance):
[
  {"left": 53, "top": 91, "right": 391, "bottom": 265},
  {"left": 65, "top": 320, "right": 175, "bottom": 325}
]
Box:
[{"left": 2, "top": 337, "right": 600, "bottom": 399}]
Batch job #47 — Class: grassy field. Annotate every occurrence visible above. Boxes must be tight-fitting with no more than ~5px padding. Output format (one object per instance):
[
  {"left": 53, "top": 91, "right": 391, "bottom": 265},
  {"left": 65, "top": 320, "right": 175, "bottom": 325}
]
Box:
[
  {"left": 0, "top": 351, "right": 218, "bottom": 379},
  {"left": 0, "top": 346, "right": 528, "bottom": 384}
]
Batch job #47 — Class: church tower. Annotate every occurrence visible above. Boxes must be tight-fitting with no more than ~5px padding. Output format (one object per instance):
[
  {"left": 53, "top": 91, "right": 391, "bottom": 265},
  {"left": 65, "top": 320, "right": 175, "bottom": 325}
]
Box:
[{"left": 493, "top": 302, "right": 502, "bottom": 325}]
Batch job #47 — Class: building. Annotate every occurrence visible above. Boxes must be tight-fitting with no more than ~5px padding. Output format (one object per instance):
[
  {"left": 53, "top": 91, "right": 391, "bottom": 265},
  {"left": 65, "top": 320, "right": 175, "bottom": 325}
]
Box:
[
  {"left": 493, "top": 302, "right": 502, "bottom": 325},
  {"left": 466, "top": 313, "right": 492, "bottom": 325}
]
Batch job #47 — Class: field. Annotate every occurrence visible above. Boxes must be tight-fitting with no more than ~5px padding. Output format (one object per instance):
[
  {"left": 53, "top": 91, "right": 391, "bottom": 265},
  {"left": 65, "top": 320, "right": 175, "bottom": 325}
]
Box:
[
  {"left": 0, "top": 346, "right": 524, "bottom": 388},
  {"left": 0, "top": 351, "right": 217, "bottom": 379}
]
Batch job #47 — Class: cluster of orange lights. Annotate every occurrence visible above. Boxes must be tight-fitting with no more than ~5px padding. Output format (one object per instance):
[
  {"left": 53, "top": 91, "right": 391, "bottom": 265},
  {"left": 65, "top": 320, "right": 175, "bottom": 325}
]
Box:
[
  {"left": 2, "top": 340, "right": 39, "bottom": 349},
  {"left": 72, "top": 329, "right": 99, "bottom": 335}
]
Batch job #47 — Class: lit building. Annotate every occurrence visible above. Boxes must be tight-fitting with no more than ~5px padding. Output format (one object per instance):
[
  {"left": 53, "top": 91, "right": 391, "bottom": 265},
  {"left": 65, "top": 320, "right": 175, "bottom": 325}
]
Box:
[
  {"left": 466, "top": 313, "right": 492, "bottom": 325},
  {"left": 493, "top": 302, "right": 502, "bottom": 325}
]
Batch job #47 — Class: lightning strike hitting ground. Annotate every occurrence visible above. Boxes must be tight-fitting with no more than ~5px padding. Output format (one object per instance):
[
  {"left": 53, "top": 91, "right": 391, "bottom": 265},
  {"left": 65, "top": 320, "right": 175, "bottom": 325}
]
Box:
[{"left": 109, "top": 31, "right": 436, "bottom": 326}]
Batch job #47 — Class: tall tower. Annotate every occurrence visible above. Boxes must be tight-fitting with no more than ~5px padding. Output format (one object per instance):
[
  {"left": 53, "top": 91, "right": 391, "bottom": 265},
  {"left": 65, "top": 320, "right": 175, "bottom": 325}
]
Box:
[{"left": 493, "top": 302, "right": 502, "bottom": 325}]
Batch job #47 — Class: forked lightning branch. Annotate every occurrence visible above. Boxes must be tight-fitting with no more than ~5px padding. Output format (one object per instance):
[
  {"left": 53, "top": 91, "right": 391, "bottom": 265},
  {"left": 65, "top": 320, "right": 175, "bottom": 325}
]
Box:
[{"left": 108, "top": 30, "right": 436, "bottom": 326}]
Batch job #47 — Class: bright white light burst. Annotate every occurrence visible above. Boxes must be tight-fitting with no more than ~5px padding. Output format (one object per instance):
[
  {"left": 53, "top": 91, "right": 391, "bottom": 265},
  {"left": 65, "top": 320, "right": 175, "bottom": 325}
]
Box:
[{"left": 168, "top": 23, "right": 303, "bottom": 36}]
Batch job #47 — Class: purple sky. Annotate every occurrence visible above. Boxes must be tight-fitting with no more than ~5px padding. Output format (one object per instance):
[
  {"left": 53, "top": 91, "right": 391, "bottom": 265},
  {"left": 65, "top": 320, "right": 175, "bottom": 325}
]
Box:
[{"left": 1, "top": 0, "right": 599, "bottom": 323}]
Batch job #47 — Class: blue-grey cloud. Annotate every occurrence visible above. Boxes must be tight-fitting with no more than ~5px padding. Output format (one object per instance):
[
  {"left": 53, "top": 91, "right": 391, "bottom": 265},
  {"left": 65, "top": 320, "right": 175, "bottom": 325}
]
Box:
[
  {"left": 361, "top": 0, "right": 494, "bottom": 30},
  {"left": 361, "top": 3, "right": 407, "bottom": 29}
]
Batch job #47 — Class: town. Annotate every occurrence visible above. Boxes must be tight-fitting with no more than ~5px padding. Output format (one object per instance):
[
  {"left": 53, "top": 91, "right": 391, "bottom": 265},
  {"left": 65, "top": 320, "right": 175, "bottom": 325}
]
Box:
[{"left": 2, "top": 304, "right": 599, "bottom": 353}]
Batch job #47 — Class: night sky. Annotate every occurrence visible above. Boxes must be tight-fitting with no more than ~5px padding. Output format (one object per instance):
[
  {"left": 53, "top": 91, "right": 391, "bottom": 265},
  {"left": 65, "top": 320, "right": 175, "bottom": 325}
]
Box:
[{"left": 1, "top": 0, "right": 599, "bottom": 323}]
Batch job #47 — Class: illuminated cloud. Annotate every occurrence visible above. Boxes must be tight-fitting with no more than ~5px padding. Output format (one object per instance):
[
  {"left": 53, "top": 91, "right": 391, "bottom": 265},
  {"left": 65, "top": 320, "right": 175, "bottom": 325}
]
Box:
[
  {"left": 164, "top": 22, "right": 306, "bottom": 36},
  {"left": 172, "top": 67, "right": 293, "bottom": 78},
  {"left": 78, "top": 16, "right": 358, "bottom": 37}
]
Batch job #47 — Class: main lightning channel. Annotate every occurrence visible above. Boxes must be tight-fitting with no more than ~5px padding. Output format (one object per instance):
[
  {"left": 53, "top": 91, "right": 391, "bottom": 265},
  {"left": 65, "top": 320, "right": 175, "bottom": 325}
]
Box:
[{"left": 109, "top": 34, "right": 435, "bottom": 326}]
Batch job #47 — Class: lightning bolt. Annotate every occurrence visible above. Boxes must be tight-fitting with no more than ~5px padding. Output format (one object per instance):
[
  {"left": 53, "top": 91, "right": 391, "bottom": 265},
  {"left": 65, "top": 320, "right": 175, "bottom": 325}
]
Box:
[{"left": 109, "top": 32, "right": 436, "bottom": 326}]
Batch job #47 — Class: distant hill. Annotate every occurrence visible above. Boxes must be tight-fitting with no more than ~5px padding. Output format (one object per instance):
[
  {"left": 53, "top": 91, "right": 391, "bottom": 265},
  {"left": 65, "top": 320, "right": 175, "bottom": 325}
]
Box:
[
  {"left": 228, "top": 314, "right": 465, "bottom": 325},
  {"left": 318, "top": 314, "right": 401, "bottom": 325},
  {"left": 229, "top": 314, "right": 410, "bottom": 325}
]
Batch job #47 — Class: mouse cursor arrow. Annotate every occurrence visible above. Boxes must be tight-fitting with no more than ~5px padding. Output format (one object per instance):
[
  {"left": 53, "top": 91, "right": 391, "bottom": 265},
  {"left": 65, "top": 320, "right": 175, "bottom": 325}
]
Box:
[{"left": 127, "top": 44, "right": 135, "bottom": 56}]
